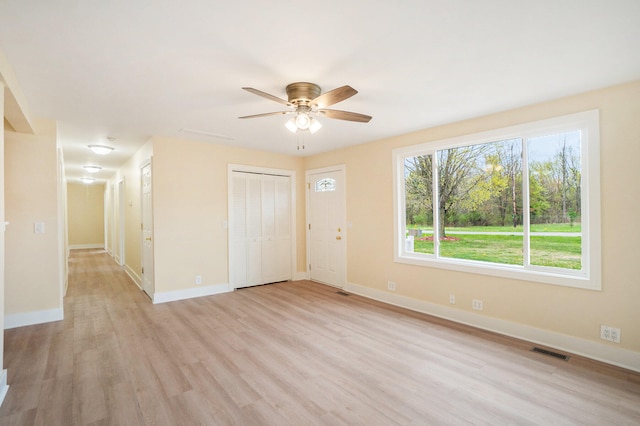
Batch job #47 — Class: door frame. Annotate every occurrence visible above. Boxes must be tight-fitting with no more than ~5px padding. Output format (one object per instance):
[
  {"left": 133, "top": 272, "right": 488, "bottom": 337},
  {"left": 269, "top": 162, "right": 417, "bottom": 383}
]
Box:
[
  {"left": 305, "top": 164, "right": 347, "bottom": 287},
  {"left": 117, "top": 178, "right": 126, "bottom": 266},
  {"left": 227, "top": 164, "right": 297, "bottom": 290}
]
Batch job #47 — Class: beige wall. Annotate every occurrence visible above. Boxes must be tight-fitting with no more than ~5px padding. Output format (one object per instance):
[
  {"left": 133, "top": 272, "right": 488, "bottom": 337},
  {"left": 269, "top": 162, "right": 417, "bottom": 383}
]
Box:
[
  {"left": 5, "top": 119, "right": 62, "bottom": 316},
  {"left": 304, "top": 80, "right": 640, "bottom": 353},
  {"left": 67, "top": 182, "right": 105, "bottom": 247},
  {"left": 151, "top": 136, "right": 305, "bottom": 293}
]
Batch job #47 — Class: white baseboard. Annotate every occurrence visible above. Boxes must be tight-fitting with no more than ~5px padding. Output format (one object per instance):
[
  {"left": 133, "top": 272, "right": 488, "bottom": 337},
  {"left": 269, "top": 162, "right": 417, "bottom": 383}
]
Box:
[
  {"left": 125, "top": 265, "right": 142, "bottom": 290},
  {"left": 4, "top": 307, "right": 64, "bottom": 329},
  {"left": 69, "top": 244, "right": 104, "bottom": 250},
  {"left": 0, "top": 369, "right": 8, "bottom": 408},
  {"left": 153, "top": 283, "right": 231, "bottom": 304},
  {"left": 292, "top": 272, "right": 308, "bottom": 281},
  {"left": 345, "top": 281, "right": 640, "bottom": 373}
]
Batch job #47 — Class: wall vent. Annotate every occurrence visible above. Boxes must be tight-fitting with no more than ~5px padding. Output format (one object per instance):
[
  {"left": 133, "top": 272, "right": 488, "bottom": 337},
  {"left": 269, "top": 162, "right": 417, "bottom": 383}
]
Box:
[{"left": 531, "top": 347, "right": 570, "bottom": 361}]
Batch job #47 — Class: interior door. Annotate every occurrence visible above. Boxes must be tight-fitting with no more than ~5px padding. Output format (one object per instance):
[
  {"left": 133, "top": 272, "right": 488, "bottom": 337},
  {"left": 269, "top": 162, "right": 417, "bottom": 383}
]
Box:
[
  {"left": 117, "top": 179, "right": 125, "bottom": 266},
  {"left": 308, "top": 168, "right": 346, "bottom": 287},
  {"left": 141, "top": 162, "right": 154, "bottom": 298}
]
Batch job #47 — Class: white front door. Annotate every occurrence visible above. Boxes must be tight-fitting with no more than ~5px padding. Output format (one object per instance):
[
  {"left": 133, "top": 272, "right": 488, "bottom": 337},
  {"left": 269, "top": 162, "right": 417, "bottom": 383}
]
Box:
[
  {"left": 307, "top": 167, "right": 346, "bottom": 287},
  {"left": 141, "top": 162, "right": 154, "bottom": 298}
]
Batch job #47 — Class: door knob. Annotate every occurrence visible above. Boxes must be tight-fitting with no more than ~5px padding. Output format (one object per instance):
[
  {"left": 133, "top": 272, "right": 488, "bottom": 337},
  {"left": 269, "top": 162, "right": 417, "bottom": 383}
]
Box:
[{"left": 336, "top": 236, "right": 342, "bottom": 240}]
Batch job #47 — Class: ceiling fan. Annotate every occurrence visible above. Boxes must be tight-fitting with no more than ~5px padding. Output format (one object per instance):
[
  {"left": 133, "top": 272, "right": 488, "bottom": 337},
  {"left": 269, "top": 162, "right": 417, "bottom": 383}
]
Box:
[{"left": 239, "top": 82, "right": 372, "bottom": 134}]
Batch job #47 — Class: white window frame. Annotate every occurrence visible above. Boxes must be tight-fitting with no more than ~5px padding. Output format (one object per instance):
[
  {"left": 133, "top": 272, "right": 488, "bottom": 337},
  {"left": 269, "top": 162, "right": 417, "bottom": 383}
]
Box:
[{"left": 392, "top": 110, "right": 601, "bottom": 290}]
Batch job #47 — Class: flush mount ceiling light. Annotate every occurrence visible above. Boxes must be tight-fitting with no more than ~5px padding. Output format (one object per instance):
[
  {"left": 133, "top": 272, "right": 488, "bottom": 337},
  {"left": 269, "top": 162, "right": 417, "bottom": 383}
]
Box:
[
  {"left": 88, "top": 145, "right": 114, "bottom": 155},
  {"left": 80, "top": 177, "right": 95, "bottom": 184},
  {"left": 83, "top": 165, "right": 102, "bottom": 173}
]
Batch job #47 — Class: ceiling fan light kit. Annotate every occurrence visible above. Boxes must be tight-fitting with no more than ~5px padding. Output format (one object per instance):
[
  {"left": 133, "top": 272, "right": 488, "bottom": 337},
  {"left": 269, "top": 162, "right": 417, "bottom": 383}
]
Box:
[
  {"left": 285, "top": 113, "right": 322, "bottom": 134},
  {"left": 239, "top": 82, "right": 371, "bottom": 138}
]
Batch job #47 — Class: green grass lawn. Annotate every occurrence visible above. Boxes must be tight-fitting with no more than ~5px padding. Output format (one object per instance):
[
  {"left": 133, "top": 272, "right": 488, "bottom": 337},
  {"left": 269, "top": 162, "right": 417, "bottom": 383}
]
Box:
[
  {"left": 413, "top": 234, "right": 581, "bottom": 270},
  {"left": 409, "top": 223, "right": 581, "bottom": 233}
]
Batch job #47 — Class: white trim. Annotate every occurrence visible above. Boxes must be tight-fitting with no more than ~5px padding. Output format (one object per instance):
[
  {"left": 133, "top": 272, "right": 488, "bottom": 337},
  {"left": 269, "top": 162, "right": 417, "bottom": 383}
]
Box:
[
  {"left": 292, "top": 271, "right": 308, "bottom": 281},
  {"left": 4, "top": 308, "right": 64, "bottom": 329},
  {"left": 69, "top": 243, "right": 105, "bottom": 250},
  {"left": 345, "top": 281, "right": 640, "bottom": 373},
  {"left": 125, "top": 265, "right": 142, "bottom": 289},
  {"left": 153, "top": 283, "right": 231, "bottom": 304},
  {"left": 0, "top": 370, "right": 8, "bottom": 408},
  {"left": 392, "top": 110, "right": 601, "bottom": 290}
]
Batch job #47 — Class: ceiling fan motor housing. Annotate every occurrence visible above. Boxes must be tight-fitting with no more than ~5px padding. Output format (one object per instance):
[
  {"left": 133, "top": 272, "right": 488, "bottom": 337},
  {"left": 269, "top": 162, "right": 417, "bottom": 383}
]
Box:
[{"left": 286, "top": 82, "right": 321, "bottom": 106}]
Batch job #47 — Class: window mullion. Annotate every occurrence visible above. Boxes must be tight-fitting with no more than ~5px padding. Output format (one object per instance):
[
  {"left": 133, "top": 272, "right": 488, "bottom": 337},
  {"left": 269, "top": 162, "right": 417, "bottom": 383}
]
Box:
[
  {"left": 522, "top": 138, "right": 531, "bottom": 268},
  {"left": 432, "top": 152, "right": 440, "bottom": 257}
]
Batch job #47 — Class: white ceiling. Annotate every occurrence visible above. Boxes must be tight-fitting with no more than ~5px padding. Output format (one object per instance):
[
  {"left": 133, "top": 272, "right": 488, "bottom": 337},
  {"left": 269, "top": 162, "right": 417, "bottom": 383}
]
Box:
[{"left": 1, "top": 1, "right": 639, "bottom": 183}]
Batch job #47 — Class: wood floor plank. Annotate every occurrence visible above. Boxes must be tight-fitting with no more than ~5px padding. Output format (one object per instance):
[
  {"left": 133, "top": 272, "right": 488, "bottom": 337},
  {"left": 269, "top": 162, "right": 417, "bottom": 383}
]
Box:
[
  {"left": 32, "top": 375, "right": 73, "bottom": 425},
  {"left": 1, "top": 248, "right": 640, "bottom": 425}
]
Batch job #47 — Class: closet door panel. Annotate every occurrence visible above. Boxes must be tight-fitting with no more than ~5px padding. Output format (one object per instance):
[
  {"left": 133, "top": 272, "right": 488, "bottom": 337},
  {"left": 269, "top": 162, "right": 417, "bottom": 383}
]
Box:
[
  {"left": 261, "top": 177, "right": 277, "bottom": 283},
  {"left": 246, "top": 175, "right": 263, "bottom": 285},
  {"left": 275, "top": 177, "right": 291, "bottom": 280},
  {"left": 230, "top": 173, "right": 247, "bottom": 287}
]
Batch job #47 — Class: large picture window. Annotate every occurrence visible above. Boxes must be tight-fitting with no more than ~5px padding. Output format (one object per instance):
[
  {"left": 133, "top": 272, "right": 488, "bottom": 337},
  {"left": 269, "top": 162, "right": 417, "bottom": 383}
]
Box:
[{"left": 393, "top": 110, "right": 601, "bottom": 289}]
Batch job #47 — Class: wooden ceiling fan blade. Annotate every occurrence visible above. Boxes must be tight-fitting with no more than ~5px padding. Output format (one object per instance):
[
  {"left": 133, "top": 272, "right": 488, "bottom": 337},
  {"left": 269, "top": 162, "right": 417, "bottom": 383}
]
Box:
[
  {"left": 318, "top": 109, "right": 372, "bottom": 123},
  {"left": 242, "top": 87, "right": 292, "bottom": 106},
  {"left": 311, "top": 85, "right": 357, "bottom": 108},
  {"left": 238, "top": 111, "right": 292, "bottom": 119}
]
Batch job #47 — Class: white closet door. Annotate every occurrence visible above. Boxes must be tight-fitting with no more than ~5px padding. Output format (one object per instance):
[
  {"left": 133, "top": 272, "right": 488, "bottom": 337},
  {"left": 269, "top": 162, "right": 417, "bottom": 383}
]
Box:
[{"left": 230, "top": 171, "right": 292, "bottom": 289}]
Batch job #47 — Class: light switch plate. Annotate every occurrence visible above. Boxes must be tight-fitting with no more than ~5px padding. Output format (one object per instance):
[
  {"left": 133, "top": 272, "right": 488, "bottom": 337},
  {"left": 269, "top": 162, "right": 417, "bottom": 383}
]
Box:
[{"left": 34, "top": 221, "right": 45, "bottom": 234}]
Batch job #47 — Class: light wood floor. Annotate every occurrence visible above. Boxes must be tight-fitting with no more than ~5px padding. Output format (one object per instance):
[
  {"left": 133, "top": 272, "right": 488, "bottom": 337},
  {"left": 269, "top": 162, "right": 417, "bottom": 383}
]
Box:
[{"left": 1, "top": 250, "right": 639, "bottom": 425}]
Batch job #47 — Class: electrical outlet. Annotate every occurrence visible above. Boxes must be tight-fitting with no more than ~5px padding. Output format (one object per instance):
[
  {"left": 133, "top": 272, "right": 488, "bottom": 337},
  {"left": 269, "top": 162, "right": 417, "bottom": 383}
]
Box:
[
  {"left": 600, "top": 325, "right": 621, "bottom": 343},
  {"left": 610, "top": 328, "right": 620, "bottom": 343},
  {"left": 472, "top": 299, "right": 483, "bottom": 311},
  {"left": 387, "top": 281, "right": 396, "bottom": 291},
  {"left": 449, "top": 294, "right": 456, "bottom": 304},
  {"left": 195, "top": 275, "right": 202, "bottom": 285}
]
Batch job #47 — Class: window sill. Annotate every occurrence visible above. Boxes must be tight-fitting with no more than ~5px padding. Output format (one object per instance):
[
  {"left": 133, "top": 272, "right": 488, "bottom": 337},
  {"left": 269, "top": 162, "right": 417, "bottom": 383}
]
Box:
[{"left": 394, "top": 252, "right": 600, "bottom": 291}]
